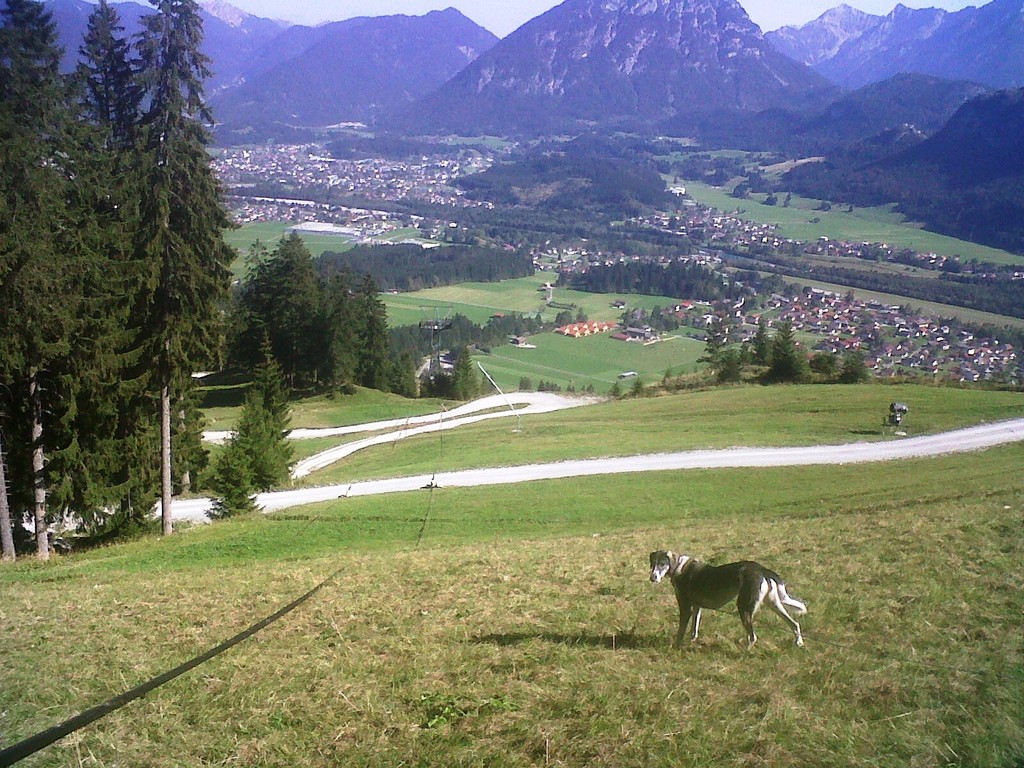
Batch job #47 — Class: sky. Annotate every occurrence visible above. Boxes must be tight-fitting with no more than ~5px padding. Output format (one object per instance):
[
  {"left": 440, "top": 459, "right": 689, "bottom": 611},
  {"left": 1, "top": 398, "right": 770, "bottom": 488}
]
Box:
[{"left": 222, "top": 0, "right": 982, "bottom": 37}]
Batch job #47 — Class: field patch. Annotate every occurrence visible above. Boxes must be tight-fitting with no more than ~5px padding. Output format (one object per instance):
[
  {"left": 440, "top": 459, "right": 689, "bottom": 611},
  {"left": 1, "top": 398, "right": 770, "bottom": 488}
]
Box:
[{"left": 685, "top": 181, "right": 1024, "bottom": 266}]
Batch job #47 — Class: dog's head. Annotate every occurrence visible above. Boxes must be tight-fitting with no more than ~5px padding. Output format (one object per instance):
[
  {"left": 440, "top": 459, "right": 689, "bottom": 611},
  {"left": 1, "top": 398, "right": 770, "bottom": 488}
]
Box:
[
  {"left": 650, "top": 550, "right": 692, "bottom": 583},
  {"left": 649, "top": 550, "right": 674, "bottom": 583}
]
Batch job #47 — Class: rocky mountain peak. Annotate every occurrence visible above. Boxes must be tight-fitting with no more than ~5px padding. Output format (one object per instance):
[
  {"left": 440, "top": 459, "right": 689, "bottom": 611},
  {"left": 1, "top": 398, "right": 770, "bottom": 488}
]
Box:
[
  {"left": 396, "top": 0, "right": 829, "bottom": 135},
  {"left": 199, "top": 0, "right": 251, "bottom": 28}
]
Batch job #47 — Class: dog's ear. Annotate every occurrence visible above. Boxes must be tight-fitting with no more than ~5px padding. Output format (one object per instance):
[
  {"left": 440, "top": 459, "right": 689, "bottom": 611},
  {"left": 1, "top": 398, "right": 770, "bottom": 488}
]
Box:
[{"left": 649, "top": 551, "right": 659, "bottom": 566}]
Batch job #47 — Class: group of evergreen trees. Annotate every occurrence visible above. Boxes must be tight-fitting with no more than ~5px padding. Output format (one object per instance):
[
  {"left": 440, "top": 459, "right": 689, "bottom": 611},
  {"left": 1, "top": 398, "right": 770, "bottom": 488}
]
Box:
[
  {"left": 317, "top": 243, "right": 533, "bottom": 293},
  {"left": 0, "top": 0, "right": 233, "bottom": 559},
  {"left": 561, "top": 259, "right": 743, "bottom": 303},
  {"left": 701, "top": 317, "right": 868, "bottom": 385},
  {"left": 229, "top": 233, "right": 415, "bottom": 397}
]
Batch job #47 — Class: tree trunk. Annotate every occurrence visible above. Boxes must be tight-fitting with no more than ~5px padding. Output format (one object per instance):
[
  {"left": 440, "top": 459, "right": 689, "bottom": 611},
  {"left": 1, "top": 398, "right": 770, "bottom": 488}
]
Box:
[
  {"left": 160, "top": 376, "right": 173, "bottom": 536},
  {"left": 177, "top": 408, "right": 191, "bottom": 494},
  {"left": 0, "top": 427, "right": 15, "bottom": 562},
  {"left": 30, "top": 372, "right": 49, "bottom": 560}
]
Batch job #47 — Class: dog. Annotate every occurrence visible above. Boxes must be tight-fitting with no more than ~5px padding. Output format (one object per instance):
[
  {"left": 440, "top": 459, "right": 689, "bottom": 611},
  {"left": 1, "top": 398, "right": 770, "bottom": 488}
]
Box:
[{"left": 649, "top": 550, "right": 806, "bottom": 648}]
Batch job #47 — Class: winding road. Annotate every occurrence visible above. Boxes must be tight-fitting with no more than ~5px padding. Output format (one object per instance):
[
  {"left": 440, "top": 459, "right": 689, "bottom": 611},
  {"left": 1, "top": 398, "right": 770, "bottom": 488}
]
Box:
[{"left": 173, "top": 393, "right": 1024, "bottom": 523}]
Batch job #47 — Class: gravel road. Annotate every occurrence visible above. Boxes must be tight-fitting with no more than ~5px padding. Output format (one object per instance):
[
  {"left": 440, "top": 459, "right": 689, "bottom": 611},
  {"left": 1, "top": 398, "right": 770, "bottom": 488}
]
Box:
[{"left": 170, "top": 415, "right": 1024, "bottom": 523}]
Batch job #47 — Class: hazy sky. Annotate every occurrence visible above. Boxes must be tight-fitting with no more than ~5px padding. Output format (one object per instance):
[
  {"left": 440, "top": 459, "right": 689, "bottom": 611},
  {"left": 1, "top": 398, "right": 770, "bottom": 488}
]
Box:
[{"left": 224, "top": 0, "right": 982, "bottom": 37}]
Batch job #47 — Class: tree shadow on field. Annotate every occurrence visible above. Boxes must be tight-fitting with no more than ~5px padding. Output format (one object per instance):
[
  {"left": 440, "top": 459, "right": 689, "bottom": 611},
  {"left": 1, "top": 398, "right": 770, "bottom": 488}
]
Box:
[{"left": 470, "top": 631, "right": 656, "bottom": 650}]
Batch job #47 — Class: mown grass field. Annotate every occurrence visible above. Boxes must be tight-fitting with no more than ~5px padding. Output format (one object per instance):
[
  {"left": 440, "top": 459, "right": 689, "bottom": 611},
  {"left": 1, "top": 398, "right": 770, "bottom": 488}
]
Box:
[
  {"left": 201, "top": 384, "right": 445, "bottom": 434},
  {"left": 292, "top": 384, "right": 1024, "bottom": 486},
  {"left": 684, "top": 181, "right": 1024, "bottom": 267},
  {"left": 2, "top": 435, "right": 1022, "bottom": 766},
  {"left": 383, "top": 273, "right": 693, "bottom": 329}
]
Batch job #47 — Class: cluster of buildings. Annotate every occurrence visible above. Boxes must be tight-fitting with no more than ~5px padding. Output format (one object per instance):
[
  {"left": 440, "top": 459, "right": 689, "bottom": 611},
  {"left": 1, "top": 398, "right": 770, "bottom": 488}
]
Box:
[
  {"left": 213, "top": 143, "right": 493, "bottom": 213},
  {"left": 761, "top": 290, "right": 1019, "bottom": 382}
]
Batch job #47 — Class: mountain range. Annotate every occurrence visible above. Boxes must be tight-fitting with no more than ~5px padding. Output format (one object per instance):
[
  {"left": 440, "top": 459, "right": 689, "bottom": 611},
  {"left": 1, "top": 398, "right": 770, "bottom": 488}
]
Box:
[
  {"left": 767, "top": 0, "right": 1024, "bottom": 89},
  {"left": 391, "top": 0, "right": 833, "bottom": 135},
  {"left": 28, "top": 0, "right": 1024, "bottom": 144},
  {"left": 38, "top": 0, "right": 498, "bottom": 137},
  {"left": 210, "top": 9, "right": 497, "bottom": 141}
]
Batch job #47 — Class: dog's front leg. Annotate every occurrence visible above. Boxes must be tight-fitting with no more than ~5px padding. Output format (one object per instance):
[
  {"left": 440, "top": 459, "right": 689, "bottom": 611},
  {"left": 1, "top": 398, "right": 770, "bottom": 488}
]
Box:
[
  {"left": 675, "top": 603, "right": 693, "bottom": 646},
  {"left": 690, "top": 608, "right": 702, "bottom": 641}
]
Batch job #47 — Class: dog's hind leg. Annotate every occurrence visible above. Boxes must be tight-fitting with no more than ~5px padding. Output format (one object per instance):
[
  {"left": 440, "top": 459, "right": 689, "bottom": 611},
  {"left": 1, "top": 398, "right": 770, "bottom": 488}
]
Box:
[
  {"left": 766, "top": 582, "right": 805, "bottom": 647},
  {"left": 739, "top": 609, "right": 757, "bottom": 648}
]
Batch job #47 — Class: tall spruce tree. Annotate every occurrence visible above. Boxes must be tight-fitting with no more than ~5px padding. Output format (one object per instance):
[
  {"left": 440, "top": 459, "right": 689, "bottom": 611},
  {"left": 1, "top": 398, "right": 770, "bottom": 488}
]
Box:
[
  {"left": 355, "top": 275, "right": 392, "bottom": 392},
  {"left": 765, "top": 322, "right": 810, "bottom": 384},
  {"left": 236, "top": 346, "right": 292, "bottom": 491},
  {"left": 76, "top": 0, "right": 140, "bottom": 149},
  {"left": 0, "top": 0, "right": 83, "bottom": 559},
  {"left": 134, "top": 0, "right": 234, "bottom": 534},
  {"left": 320, "top": 270, "right": 359, "bottom": 393},
  {"left": 238, "top": 234, "right": 321, "bottom": 387},
  {"left": 71, "top": 0, "right": 164, "bottom": 532},
  {"left": 450, "top": 346, "right": 480, "bottom": 401},
  {"left": 751, "top": 317, "right": 771, "bottom": 366}
]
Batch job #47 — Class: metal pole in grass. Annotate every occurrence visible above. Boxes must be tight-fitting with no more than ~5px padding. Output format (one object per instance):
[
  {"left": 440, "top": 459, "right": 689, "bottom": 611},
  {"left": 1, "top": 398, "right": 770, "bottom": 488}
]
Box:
[{"left": 477, "top": 362, "right": 521, "bottom": 434}]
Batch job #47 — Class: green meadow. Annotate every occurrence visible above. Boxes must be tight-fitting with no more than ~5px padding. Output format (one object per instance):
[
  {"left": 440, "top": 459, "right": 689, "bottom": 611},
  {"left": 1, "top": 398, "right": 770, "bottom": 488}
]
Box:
[
  {"left": 383, "top": 273, "right": 693, "bottom": 328},
  {"left": 291, "top": 384, "right": 1024, "bottom": 486},
  {"left": 2, "top": 384, "right": 1022, "bottom": 767},
  {"left": 685, "top": 181, "right": 1024, "bottom": 266}
]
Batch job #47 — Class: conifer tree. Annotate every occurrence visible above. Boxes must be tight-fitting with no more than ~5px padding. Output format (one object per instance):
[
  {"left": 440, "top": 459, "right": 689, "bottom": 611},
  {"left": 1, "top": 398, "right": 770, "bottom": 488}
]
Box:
[
  {"left": 450, "top": 346, "right": 479, "bottom": 401},
  {"left": 238, "top": 234, "right": 321, "bottom": 387},
  {"left": 76, "top": 0, "right": 140, "bottom": 149},
  {"left": 134, "top": 0, "right": 234, "bottom": 534},
  {"left": 320, "top": 270, "right": 359, "bottom": 393},
  {"left": 751, "top": 317, "right": 771, "bottom": 366},
  {"left": 699, "top": 315, "right": 729, "bottom": 369},
  {"left": 235, "top": 346, "right": 292, "bottom": 491},
  {"left": 0, "top": 0, "right": 82, "bottom": 558},
  {"left": 355, "top": 275, "right": 392, "bottom": 391},
  {"left": 208, "top": 438, "right": 258, "bottom": 519},
  {"left": 765, "top": 322, "right": 810, "bottom": 384}
]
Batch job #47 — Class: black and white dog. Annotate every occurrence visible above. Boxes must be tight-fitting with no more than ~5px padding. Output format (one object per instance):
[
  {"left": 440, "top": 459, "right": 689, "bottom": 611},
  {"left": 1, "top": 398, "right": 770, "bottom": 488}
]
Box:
[{"left": 649, "top": 550, "right": 807, "bottom": 648}]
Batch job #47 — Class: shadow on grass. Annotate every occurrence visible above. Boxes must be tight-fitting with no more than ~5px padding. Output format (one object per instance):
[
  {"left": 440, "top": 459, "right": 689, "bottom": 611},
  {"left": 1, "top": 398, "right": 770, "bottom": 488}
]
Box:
[{"left": 470, "top": 631, "right": 656, "bottom": 650}]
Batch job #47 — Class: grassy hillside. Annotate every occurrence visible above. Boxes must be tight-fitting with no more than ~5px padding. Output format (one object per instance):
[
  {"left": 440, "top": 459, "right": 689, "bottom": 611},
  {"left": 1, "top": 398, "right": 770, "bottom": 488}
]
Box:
[
  {"left": 284, "top": 384, "right": 1024, "bottom": 484},
  {"left": 2, "top": 440, "right": 1021, "bottom": 766}
]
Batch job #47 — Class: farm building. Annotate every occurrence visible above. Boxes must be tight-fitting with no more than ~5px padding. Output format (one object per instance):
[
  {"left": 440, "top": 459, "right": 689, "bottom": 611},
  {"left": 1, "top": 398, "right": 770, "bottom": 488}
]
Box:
[{"left": 557, "top": 321, "right": 619, "bottom": 338}]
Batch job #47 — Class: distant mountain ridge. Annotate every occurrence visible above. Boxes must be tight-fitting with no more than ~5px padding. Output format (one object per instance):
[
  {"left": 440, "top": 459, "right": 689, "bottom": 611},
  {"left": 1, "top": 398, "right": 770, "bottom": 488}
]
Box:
[
  {"left": 211, "top": 8, "right": 498, "bottom": 139},
  {"left": 767, "top": 0, "right": 1024, "bottom": 89},
  {"left": 391, "top": 0, "right": 832, "bottom": 136},
  {"left": 36, "top": 0, "right": 497, "bottom": 138},
  {"left": 884, "top": 87, "right": 1024, "bottom": 185}
]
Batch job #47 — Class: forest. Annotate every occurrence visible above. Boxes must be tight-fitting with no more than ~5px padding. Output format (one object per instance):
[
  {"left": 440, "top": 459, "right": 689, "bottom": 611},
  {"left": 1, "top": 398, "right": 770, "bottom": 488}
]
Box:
[
  {"left": 455, "top": 152, "right": 674, "bottom": 214},
  {"left": 0, "top": 0, "right": 407, "bottom": 558},
  {"left": 316, "top": 243, "right": 533, "bottom": 292}
]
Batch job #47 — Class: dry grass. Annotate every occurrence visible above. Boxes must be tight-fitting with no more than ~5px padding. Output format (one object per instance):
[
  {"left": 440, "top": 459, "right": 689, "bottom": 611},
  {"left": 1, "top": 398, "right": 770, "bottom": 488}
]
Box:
[{"left": 2, "top": 451, "right": 1023, "bottom": 767}]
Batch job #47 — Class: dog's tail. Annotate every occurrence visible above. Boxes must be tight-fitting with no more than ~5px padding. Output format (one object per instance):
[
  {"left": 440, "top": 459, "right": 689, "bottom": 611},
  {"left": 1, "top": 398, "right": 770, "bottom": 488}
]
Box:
[{"left": 777, "top": 581, "right": 807, "bottom": 615}]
